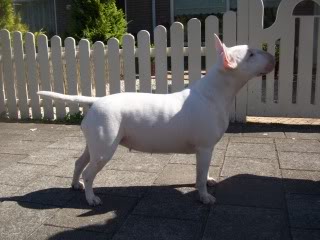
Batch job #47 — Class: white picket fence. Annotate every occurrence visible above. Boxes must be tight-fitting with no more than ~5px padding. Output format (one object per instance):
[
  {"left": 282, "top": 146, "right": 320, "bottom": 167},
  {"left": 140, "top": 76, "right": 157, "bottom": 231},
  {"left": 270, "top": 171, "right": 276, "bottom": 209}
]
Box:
[{"left": 0, "top": 0, "right": 319, "bottom": 122}]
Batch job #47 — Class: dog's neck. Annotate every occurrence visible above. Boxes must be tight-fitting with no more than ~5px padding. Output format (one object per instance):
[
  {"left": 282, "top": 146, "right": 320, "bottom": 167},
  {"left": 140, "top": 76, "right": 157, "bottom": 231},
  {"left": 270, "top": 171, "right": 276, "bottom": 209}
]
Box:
[{"left": 193, "top": 65, "right": 246, "bottom": 109}]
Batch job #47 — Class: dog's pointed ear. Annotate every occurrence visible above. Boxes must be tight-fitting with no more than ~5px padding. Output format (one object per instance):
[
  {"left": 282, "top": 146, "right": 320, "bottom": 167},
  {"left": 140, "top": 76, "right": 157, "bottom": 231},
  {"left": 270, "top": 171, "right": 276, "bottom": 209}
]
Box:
[{"left": 214, "top": 34, "right": 237, "bottom": 69}]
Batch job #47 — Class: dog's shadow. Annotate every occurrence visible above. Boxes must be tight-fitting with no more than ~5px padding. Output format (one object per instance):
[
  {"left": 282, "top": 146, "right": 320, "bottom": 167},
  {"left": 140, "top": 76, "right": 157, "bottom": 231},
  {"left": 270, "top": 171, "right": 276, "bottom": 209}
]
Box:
[{"left": 1, "top": 174, "right": 319, "bottom": 239}]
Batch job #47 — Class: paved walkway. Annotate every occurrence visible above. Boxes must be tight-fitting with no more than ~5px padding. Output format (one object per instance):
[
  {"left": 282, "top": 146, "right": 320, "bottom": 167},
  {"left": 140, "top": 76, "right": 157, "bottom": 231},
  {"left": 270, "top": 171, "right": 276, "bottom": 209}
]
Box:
[{"left": 0, "top": 122, "right": 319, "bottom": 240}]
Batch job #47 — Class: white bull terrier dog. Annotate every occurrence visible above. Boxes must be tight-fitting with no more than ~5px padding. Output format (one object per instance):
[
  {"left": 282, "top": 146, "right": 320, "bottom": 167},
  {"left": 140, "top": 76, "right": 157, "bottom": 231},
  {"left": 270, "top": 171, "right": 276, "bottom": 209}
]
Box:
[{"left": 38, "top": 34, "right": 275, "bottom": 206}]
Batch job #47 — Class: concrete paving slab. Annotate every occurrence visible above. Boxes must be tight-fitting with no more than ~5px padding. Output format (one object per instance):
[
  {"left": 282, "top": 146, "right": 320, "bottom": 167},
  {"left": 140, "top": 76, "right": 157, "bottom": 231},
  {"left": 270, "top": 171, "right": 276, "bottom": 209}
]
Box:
[
  {"left": 169, "top": 149, "right": 225, "bottom": 166},
  {"left": 94, "top": 169, "right": 159, "bottom": 197},
  {"left": 221, "top": 157, "right": 280, "bottom": 177},
  {"left": 47, "top": 136, "right": 86, "bottom": 150},
  {"left": 0, "top": 201, "right": 58, "bottom": 240},
  {"left": 279, "top": 151, "right": 320, "bottom": 171},
  {"left": 275, "top": 139, "right": 320, "bottom": 153},
  {"left": 45, "top": 193, "right": 138, "bottom": 234},
  {"left": 112, "top": 215, "right": 203, "bottom": 240},
  {"left": 0, "top": 153, "right": 28, "bottom": 170},
  {"left": 27, "top": 225, "right": 112, "bottom": 240},
  {"left": 286, "top": 194, "right": 320, "bottom": 229},
  {"left": 216, "top": 176, "right": 285, "bottom": 209},
  {"left": 154, "top": 164, "right": 220, "bottom": 186},
  {"left": 133, "top": 186, "right": 209, "bottom": 221},
  {"left": 19, "top": 148, "right": 81, "bottom": 166},
  {"left": 0, "top": 163, "right": 56, "bottom": 186},
  {"left": 282, "top": 169, "right": 320, "bottom": 195},
  {"left": 285, "top": 131, "right": 320, "bottom": 140},
  {"left": 0, "top": 184, "right": 22, "bottom": 200},
  {"left": 229, "top": 136, "right": 274, "bottom": 144},
  {"left": 106, "top": 152, "right": 171, "bottom": 172},
  {"left": 226, "top": 142, "right": 277, "bottom": 159},
  {"left": 0, "top": 140, "right": 55, "bottom": 154},
  {"left": 12, "top": 176, "right": 76, "bottom": 206},
  {"left": 203, "top": 205, "right": 290, "bottom": 240}
]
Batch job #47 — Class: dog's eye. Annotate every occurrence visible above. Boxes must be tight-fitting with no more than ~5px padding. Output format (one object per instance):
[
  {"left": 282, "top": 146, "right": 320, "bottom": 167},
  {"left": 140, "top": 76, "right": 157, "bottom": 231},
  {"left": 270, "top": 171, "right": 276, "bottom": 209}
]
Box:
[{"left": 249, "top": 52, "right": 254, "bottom": 58}]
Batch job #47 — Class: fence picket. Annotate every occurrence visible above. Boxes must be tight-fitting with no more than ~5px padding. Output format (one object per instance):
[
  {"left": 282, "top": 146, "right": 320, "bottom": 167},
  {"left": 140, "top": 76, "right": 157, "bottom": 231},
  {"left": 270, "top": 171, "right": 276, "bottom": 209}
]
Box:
[
  {"left": 51, "top": 36, "right": 66, "bottom": 118},
  {"left": 247, "top": 0, "right": 264, "bottom": 115},
  {"left": 170, "top": 22, "right": 184, "bottom": 92},
  {"left": 188, "top": 18, "right": 202, "bottom": 83},
  {"left": 122, "top": 34, "right": 136, "bottom": 92},
  {"left": 137, "top": 30, "right": 152, "bottom": 93},
  {"left": 64, "top": 37, "right": 79, "bottom": 114},
  {"left": 93, "top": 41, "right": 106, "bottom": 97},
  {"left": 25, "top": 32, "right": 41, "bottom": 118},
  {"left": 0, "top": 30, "right": 17, "bottom": 118},
  {"left": 79, "top": 39, "right": 92, "bottom": 113},
  {"left": 205, "top": 16, "right": 219, "bottom": 72},
  {"left": 277, "top": 18, "right": 295, "bottom": 115},
  {"left": 235, "top": 0, "right": 249, "bottom": 122},
  {"left": 266, "top": 41, "right": 275, "bottom": 105},
  {"left": 13, "top": 31, "right": 29, "bottom": 119},
  {"left": 38, "top": 34, "right": 54, "bottom": 119},
  {"left": 154, "top": 25, "right": 168, "bottom": 94},
  {"left": 107, "top": 38, "right": 121, "bottom": 94},
  {"left": 223, "top": 11, "right": 237, "bottom": 122},
  {"left": 0, "top": 59, "right": 5, "bottom": 115},
  {"left": 297, "top": 17, "right": 314, "bottom": 114}
]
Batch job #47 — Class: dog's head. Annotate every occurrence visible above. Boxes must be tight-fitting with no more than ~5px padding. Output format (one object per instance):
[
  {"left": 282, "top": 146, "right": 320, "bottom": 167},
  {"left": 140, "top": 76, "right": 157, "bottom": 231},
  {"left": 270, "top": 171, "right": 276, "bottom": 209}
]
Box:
[{"left": 214, "top": 34, "right": 275, "bottom": 83}]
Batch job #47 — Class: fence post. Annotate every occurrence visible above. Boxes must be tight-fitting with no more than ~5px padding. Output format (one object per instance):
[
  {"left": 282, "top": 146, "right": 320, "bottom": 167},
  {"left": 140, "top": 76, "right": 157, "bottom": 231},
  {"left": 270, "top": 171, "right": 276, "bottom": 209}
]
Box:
[
  {"left": 170, "top": 22, "right": 185, "bottom": 92},
  {"left": 107, "top": 38, "right": 121, "bottom": 94},
  {"left": 64, "top": 37, "right": 79, "bottom": 115},
  {"left": 297, "top": 17, "right": 314, "bottom": 114},
  {"left": 38, "top": 34, "right": 54, "bottom": 119},
  {"left": 122, "top": 34, "right": 136, "bottom": 92},
  {"left": 13, "top": 31, "right": 29, "bottom": 119},
  {"left": 137, "top": 30, "right": 152, "bottom": 93},
  {"left": 93, "top": 41, "right": 106, "bottom": 97},
  {"left": 205, "top": 16, "right": 219, "bottom": 73},
  {"left": 235, "top": 0, "right": 249, "bottom": 122},
  {"left": 154, "top": 25, "right": 168, "bottom": 94},
  {"left": 0, "top": 29, "right": 17, "bottom": 119},
  {"left": 223, "top": 11, "right": 237, "bottom": 122},
  {"left": 188, "top": 18, "right": 202, "bottom": 83},
  {"left": 25, "top": 32, "right": 41, "bottom": 119},
  {"left": 79, "top": 39, "right": 92, "bottom": 113},
  {"left": 51, "top": 36, "right": 66, "bottom": 119}
]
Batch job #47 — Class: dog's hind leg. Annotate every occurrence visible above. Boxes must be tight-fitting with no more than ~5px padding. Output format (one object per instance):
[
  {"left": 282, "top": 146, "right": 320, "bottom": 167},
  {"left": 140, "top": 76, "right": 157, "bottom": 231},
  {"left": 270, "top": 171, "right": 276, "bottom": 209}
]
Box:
[
  {"left": 82, "top": 141, "right": 119, "bottom": 206},
  {"left": 71, "top": 145, "right": 90, "bottom": 190}
]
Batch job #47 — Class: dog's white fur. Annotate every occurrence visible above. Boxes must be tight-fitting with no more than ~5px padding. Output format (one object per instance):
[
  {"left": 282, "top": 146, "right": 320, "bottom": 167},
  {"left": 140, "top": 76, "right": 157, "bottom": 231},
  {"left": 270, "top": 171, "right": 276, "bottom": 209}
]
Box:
[{"left": 38, "top": 35, "right": 274, "bottom": 206}]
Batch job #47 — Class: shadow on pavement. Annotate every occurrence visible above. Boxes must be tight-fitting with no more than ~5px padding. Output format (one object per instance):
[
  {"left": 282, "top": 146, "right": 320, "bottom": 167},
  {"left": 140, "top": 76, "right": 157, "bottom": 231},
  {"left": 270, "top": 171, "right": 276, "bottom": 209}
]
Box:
[{"left": 1, "top": 174, "right": 319, "bottom": 240}]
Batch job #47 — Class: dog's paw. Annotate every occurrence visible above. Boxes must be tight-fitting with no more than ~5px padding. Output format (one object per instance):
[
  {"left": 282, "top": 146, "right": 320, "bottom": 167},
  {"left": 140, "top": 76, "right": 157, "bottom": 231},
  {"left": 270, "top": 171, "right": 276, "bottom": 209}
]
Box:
[
  {"left": 199, "top": 193, "right": 216, "bottom": 205},
  {"left": 87, "top": 195, "right": 102, "bottom": 206},
  {"left": 207, "top": 177, "right": 217, "bottom": 187},
  {"left": 71, "top": 181, "right": 84, "bottom": 191}
]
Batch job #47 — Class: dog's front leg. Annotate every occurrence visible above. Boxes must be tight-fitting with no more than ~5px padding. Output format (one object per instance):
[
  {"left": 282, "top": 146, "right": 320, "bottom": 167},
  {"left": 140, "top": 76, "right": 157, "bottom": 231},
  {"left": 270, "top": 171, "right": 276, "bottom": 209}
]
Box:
[{"left": 196, "top": 148, "right": 216, "bottom": 204}]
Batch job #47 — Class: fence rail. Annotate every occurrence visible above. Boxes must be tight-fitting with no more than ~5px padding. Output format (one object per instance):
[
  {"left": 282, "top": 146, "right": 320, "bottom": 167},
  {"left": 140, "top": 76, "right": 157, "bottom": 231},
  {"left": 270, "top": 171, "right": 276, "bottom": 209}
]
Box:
[{"left": 0, "top": 0, "right": 320, "bottom": 122}]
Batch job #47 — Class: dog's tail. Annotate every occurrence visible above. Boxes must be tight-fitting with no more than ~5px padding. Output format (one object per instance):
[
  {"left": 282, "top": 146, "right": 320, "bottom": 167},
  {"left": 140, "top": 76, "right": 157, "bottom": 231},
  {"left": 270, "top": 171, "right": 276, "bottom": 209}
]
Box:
[{"left": 37, "top": 91, "right": 99, "bottom": 104}]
